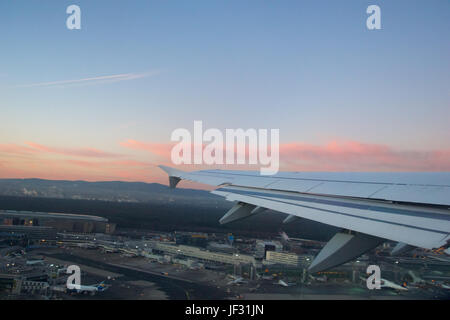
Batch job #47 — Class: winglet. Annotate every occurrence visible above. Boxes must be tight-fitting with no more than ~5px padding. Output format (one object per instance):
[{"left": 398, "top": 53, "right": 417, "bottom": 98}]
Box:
[
  {"left": 158, "top": 165, "right": 184, "bottom": 177},
  {"left": 158, "top": 165, "right": 184, "bottom": 189}
]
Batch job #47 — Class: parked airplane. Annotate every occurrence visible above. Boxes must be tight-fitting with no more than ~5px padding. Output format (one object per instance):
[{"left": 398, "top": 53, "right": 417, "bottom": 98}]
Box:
[
  {"left": 278, "top": 231, "right": 305, "bottom": 243},
  {"left": 160, "top": 166, "right": 450, "bottom": 272},
  {"left": 67, "top": 281, "right": 108, "bottom": 294},
  {"left": 309, "top": 274, "right": 327, "bottom": 283},
  {"left": 279, "top": 231, "right": 290, "bottom": 242},
  {"left": 360, "top": 276, "right": 408, "bottom": 291},
  {"left": 407, "top": 271, "right": 450, "bottom": 290},
  {"left": 380, "top": 279, "right": 408, "bottom": 291},
  {"left": 275, "top": 279, "right": 296, "bottom": 287},
  {"left": 26, "top": 260, "right": 45, "bottom": 266},
  {"left": 227, "top": 276, "right": 248, "bottom": 285}
]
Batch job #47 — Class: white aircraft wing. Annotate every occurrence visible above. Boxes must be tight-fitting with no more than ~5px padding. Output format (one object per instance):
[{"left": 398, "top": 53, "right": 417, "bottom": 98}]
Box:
[{"left": 159, "top": 166, "right": 450, "bottom": 272}]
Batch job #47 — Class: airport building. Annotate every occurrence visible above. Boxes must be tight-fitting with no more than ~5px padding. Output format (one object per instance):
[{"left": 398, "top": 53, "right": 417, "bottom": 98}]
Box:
[
  {"left": 264, "top": 251, "right": 307, "bottom": 267},
  {"left": 0, "top": 232, "right": 28, "bottom": 247},
  {"left": 255, "top": 240, "right": 283, "bottom": 259},
  {"left": 0, "top": 210, "right": 115, "bottom": 235},
  {"left": 174, "top": 231, "right": 208, "bottom": 248},
  {"left": 151, "top": 242, "right": 256, "bottom": 266},
  {"left": 0, "top": 225, "right": 57, "bottom": 241},
  {"left": 0, "top": 274, "right": 18, "bottom": 294},
  {"left": 207, "top": 242, "right": 235, "bottom": 254}
]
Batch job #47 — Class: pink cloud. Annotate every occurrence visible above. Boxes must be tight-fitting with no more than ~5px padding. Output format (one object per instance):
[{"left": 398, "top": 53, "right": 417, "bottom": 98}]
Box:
[
  {"left": 120, "top": 139, "right": 256, "bottom": 162},
  {"left": 0, "top": 143, "right": 39, "bottom": 155},
  {"left": 1, "top": 139, "right": 449, "bottom": 190},
  {"left": 279, "top": 140, "right": 450, "bottom": 171},
  {"left": 66, "top": 159, "right": 153, "bottom": 169},
  {"left": 120, "top": 139, "right": 450, "bottom": 172},
  {"left": 120, "top": 139, "right": 174, "bottom": 159},
  {"left": 26, "top": 142, "right": 123, "bottom": 158},
  {"left": 0, "top": 157, "right": 161, "bottom": 183}
]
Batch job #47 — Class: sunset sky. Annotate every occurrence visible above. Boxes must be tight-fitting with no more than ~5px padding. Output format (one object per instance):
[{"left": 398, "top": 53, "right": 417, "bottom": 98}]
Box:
[{"left": 1, "top": 1, "right": 449, "bottom": 188}]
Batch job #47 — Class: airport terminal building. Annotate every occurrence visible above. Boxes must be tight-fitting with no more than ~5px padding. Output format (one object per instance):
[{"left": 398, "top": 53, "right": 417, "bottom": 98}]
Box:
[{"left": 0, "top": 210, "right": 115, "bottom": 241}]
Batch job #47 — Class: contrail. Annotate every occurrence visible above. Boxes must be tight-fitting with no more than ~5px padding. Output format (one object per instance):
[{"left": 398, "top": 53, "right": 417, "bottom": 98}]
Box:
[{"left": 13, "top": 71, "right": 159, "bottom": 88}]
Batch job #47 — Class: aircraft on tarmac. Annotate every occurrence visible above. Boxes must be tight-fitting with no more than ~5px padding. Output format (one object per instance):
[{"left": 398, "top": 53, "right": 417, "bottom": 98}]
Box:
[
  {"left": 67, "top": 281, "right": 108, "bottom": 295},
  {"left": 227, "top": 276, "right": 248, "bottom": 285},
  {"left": 360, "top": 276, "right": 408, "bottom": 291},
  {"left": 275, "top": 279, "right": 297, "bottom": 287}
]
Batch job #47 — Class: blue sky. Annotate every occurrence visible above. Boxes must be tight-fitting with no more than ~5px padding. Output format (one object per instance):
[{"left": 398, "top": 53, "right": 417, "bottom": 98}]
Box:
[{"left": 0, "top": 1, "right": 449, "bottom": 182}]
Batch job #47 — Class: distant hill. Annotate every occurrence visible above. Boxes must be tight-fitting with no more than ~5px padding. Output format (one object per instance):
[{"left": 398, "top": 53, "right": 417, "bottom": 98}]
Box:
[
  {"left": 0, "top": 178, "right": 220, "bottom": 204},
  {"left": 0, "top": 179, "right": 337, "bottom": 240}
]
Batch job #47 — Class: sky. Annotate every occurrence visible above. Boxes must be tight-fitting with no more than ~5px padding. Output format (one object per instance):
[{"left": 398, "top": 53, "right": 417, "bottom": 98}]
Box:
[{"left": 0, "top": 0, "right": 449, "bottom": 187}]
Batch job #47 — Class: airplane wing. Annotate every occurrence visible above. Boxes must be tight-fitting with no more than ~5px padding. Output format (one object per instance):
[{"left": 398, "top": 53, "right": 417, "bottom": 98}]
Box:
[{"left": 159, "top": 165, "right": 450, "bottom": 272}]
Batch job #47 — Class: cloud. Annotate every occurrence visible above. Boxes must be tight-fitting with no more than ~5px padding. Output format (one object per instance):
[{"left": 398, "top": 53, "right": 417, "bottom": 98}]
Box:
[
  {"left": 1, "top": 139, "right": 448, "bottom": 189},
  {"left": 66, "top": 159, "right": 152, "bottom": 168},
  {"left": 279, "top": 140, "right": 450, "bottom": 171},
  {"left": 0, "top": 142, "right": 161, "bottom": 183},
  {"left": 119, "top": 139, "right": 174, "bottom": 159},
  {"left": 0, "top": 154, "right": 160, "bottom": 183},
  {"left": 25, "top": 142, "right": 123, "bottom": 158},
  {"left": 0, "top": 143, "right": 39, "bottom": 155},
  {"left": 120, "top": 139, "right": 450, "bottom": 172},
  {"left": 13, "top": 71, "right": 159, "bottom": 88}
]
